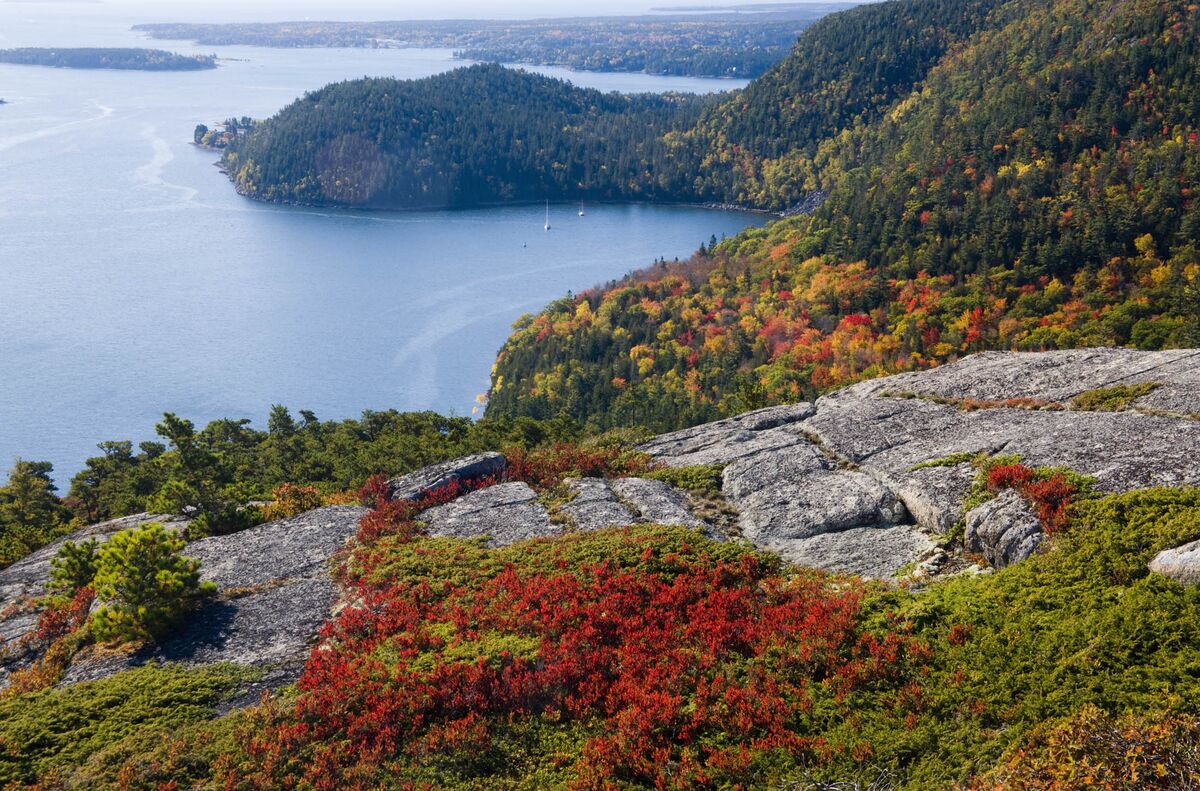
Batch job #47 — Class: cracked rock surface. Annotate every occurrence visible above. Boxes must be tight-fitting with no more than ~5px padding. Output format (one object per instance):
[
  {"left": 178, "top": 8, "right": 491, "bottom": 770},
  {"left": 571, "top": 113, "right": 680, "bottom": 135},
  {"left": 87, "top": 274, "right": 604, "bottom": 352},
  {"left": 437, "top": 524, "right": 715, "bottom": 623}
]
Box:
[
  {"left": 643, "top": 348, "right": 1200, "bottom": 578},
  {"left": 387, "top": 452, "right": 506, "bottom": 501},
  {"left": 560, "top": 478, "right": 636, "bottom": 531},
  {"left": 52, "top": 506, "right": 365, "bottom": 696},
  {"left": 423, "top": 482, "right": 557, "bottom": 546},
  {"left": 609, "top": 477, "right": 706, "bottom": 528}
]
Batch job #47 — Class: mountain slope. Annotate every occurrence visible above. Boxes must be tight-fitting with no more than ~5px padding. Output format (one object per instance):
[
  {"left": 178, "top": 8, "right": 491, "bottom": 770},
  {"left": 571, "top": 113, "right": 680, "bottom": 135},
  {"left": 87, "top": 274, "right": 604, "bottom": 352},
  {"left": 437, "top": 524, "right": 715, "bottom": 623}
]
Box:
[{"left": 487, "top": 0, "right": 1200, "bottom": 432}]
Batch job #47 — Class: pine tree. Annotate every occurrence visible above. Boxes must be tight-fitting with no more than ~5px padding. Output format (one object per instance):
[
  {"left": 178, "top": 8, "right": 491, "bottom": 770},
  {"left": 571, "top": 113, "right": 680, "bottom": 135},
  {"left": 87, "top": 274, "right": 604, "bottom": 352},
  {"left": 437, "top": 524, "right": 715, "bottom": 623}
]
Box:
[{"left": 90, "top": 523, "right": 214, "bottom": 643}]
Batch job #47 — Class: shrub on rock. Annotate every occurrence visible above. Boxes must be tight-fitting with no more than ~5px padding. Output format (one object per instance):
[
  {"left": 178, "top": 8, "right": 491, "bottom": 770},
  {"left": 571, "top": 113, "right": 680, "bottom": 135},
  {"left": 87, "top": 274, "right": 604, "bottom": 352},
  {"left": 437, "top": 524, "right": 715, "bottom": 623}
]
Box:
[
  {"left": 48, "top": 538, "right": 98, "bottom": 595},
  {"left": 90, "top": 523, "right": 215, "bottom": 643},
  {"left": 260, "top": 483, "right": 323, "bottom": 521}
]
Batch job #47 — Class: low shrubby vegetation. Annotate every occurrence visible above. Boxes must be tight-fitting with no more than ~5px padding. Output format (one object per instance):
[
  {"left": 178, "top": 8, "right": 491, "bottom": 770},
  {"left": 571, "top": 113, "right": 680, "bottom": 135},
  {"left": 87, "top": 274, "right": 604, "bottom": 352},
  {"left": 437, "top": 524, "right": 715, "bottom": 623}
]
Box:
[
  {"left": 1071, "top": 383, "right": 1162, "bottom": 412},
  {"left": 8, "top": 477, "right": 1195, "bottom": 788},
  {"left": 0, "top": 664, "right": 255, "bottom": 786}
]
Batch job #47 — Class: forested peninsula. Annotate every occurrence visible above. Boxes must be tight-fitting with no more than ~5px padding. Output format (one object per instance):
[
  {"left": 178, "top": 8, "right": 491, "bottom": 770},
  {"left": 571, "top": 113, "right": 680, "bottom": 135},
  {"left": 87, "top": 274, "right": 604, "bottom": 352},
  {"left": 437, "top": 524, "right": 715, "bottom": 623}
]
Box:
[
  {"left": 221, "top": 65, "right": 715, "bottom": 208},
  {"left": 0, "top": 48, "right": 215, "bottom": 71}
]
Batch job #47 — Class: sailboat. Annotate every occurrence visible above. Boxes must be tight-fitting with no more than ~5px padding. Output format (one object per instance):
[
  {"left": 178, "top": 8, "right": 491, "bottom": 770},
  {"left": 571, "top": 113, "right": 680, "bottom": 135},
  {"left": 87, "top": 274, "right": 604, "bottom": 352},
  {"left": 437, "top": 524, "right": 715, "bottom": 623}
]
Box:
[
  {"left": 578, "top": 200, "right": 585, "bottom": 217},
  {"left": 544, "top": 200, "right": 551, "bottom": 231}
]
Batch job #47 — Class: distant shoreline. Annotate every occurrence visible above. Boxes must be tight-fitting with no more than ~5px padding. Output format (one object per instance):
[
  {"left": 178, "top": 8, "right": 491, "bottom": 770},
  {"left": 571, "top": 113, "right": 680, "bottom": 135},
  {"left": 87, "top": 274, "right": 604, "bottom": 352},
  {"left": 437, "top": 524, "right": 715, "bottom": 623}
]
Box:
[{"left": 0, "top": 47, "right": 216, "bottom": 71}]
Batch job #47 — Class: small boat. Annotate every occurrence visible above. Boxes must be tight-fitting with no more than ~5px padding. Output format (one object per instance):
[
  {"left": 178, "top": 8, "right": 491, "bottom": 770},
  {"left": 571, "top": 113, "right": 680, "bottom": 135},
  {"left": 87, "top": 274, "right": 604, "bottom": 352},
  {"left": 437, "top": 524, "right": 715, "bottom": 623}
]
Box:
[
  {"left": 544, "top": 200, "right": 551, "bottom": 231},
  {"left": 578, "top": 200, "right": 585, "bottom": 217}
]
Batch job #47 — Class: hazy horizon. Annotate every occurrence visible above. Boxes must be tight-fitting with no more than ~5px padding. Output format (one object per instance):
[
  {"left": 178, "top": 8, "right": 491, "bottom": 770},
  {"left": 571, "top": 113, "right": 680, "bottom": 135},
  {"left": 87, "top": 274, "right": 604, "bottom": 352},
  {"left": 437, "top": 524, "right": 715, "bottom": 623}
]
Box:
[{"left": 1, "top": 0, "right": 853, "bottom": 24}]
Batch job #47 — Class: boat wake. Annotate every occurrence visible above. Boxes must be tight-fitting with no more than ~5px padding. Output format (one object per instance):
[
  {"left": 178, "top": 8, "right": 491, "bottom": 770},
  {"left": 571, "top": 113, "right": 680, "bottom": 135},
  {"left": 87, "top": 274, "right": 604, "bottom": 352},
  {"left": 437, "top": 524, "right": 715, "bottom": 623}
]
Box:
[
  {"left": 0, "top": 100, "right": 115, "bottom": 153},
  {"left": 131, "top": 125, "right": 198, "bottom": 204}
]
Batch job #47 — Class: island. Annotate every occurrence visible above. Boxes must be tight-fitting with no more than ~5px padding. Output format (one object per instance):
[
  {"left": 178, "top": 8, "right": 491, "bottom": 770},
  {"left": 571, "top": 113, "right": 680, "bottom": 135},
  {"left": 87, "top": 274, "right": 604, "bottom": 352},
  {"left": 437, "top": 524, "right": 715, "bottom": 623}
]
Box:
[{"left": 0, "top": 48, "right": 216, "bottom": 71}]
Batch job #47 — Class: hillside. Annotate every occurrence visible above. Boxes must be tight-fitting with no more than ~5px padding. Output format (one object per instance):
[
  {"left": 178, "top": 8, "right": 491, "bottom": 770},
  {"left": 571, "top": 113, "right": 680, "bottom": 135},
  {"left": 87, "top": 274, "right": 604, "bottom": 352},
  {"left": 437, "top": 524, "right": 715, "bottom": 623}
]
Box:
[
  {"left": 4, "top": 350, "right": 1200, "bottom": 787},
  {"left": 487, "top": 0, "right": 1200, "bottom": 432},
  {"left": 218, "top": 0, "right": 1004, "bottom": 211},
  {"left": 222, "top": 65, "right": 713, "bottom": 208}
]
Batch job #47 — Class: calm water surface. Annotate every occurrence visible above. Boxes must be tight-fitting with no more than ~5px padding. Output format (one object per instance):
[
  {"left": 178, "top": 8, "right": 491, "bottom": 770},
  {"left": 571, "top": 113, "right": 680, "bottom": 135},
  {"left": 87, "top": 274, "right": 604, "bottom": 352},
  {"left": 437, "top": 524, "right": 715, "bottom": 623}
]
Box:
[{"left": 0, "top": 7, "right": 763, "bottom": 482}]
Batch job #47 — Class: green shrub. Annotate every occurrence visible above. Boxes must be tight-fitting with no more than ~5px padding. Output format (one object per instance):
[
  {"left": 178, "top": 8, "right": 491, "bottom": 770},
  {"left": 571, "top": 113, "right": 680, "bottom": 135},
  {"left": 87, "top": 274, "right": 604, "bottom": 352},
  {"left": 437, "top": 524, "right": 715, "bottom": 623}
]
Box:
[
  {"left": 145, "top": 478, "right": 200, "bottom": 516},
  {"left": 836, "top": 488, "right": 1200, "bottom": 787},
  {"left": 0, "top": 664, "right": 256, "bottom": 786},
  {"left": 1071, "top": 383, "right": 1160, "bottom": 412},
  {"left": 90, "top": 523, "right": 215, "bottom": 643},
  {"left": 642, "top": 464, "right": 726, "bottom": 498},
  {"left": 48, "top": 538, "right": 98, "bottom": 595}
]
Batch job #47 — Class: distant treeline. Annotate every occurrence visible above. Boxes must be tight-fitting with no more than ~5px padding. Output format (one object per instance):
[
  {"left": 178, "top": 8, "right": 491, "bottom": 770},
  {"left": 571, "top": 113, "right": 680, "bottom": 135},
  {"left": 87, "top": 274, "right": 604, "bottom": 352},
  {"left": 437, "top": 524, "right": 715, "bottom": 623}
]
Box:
[
  {"left": 132, "top": 10, "right": 851, "bottom": 79},
  {"left": 0, "top": 48, "right": 216, "bottom": 71}
]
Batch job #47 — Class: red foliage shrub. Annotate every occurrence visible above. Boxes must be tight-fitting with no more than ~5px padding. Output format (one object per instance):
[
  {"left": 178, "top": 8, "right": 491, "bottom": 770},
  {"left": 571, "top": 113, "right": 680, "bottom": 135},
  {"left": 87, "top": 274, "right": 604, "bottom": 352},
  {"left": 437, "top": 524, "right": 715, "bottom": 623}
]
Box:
[
  {"left": 946, "top": 623, "right": 973, "bottom": 647},
  {"left": 986, "top": 464, "right": 1080, "bottom": 535},
  {"left": 354, "top": 478, "right": 488, "bottom": 545},
  {"left": 236, "top": 532, "right": 928, "bottom": 789},
  {"left": 357, "top": 473, "right": 391, "bottom": 507},
  {"left": 987, "top": 464, "right": 1036, "bottom": 492},
  {"left": 503, "top": 442, "right": 658, "bottom": 490},
  {"left": 1024, "top": 474, "right": 1078, "bottom": 534},
  {"left": 32, "top": 586, "right": 93, "bottom": 645}
]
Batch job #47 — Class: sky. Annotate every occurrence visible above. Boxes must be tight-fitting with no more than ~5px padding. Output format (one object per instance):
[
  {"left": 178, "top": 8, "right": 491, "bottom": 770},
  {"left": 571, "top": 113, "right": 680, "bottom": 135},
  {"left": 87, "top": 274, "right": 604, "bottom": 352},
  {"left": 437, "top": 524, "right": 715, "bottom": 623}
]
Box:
[
  {"left": 6, "top": 0, "right": 844, "bottom": 23},
  {"left": 70, "top": 0, "right": 743, "bottom": 21}
]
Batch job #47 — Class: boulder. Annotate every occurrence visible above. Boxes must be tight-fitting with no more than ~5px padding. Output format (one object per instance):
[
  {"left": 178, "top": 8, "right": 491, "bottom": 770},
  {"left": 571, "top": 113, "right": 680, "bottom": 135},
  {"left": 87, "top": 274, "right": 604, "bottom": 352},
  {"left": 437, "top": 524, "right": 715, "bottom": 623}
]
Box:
[
  {"left": 422, "top": 482, "right": 556, "bottom": 546},
  {"left": 1149, "top": 539, "right": 1200, "bottom": 586},
  {"left": 185, "top": 505, "right": 365, "bottom": 588},
  {"left": 387, "top": 452, "right": 506, "bottom": 501},
  {"left": 723, "top": 443, "right": 906, "bottom": 542},
  {"left": 963, "top": 490, "right": 1043, "bottom": 568},
  {"left": 769, "top": 525, "right": 936, "bottom": 579},
  {"left": 560, "top": 478, "right": 635, "bottom": 531}
]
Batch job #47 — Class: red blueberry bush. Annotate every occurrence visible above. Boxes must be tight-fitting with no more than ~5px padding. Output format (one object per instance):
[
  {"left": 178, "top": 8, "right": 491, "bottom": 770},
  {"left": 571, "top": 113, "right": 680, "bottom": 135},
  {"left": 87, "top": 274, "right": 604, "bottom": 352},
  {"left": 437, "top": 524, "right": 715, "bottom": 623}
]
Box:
[
  {"left": 502, "top": 442, "right": 659, "bottom": 490},
  {"left": 986, "top": 462, "right": 1083, "bottom": 534},
  {"left": 231, "top": 521, "right": 929, "bottom": 789}
]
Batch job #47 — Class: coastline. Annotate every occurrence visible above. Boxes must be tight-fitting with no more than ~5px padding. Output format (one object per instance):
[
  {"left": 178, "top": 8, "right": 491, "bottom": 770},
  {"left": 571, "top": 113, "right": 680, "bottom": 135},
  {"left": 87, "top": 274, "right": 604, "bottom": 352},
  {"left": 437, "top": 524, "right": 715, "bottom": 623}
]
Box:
[{"left": 207, "top": 155, "right": 791, "bottom": 218}]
